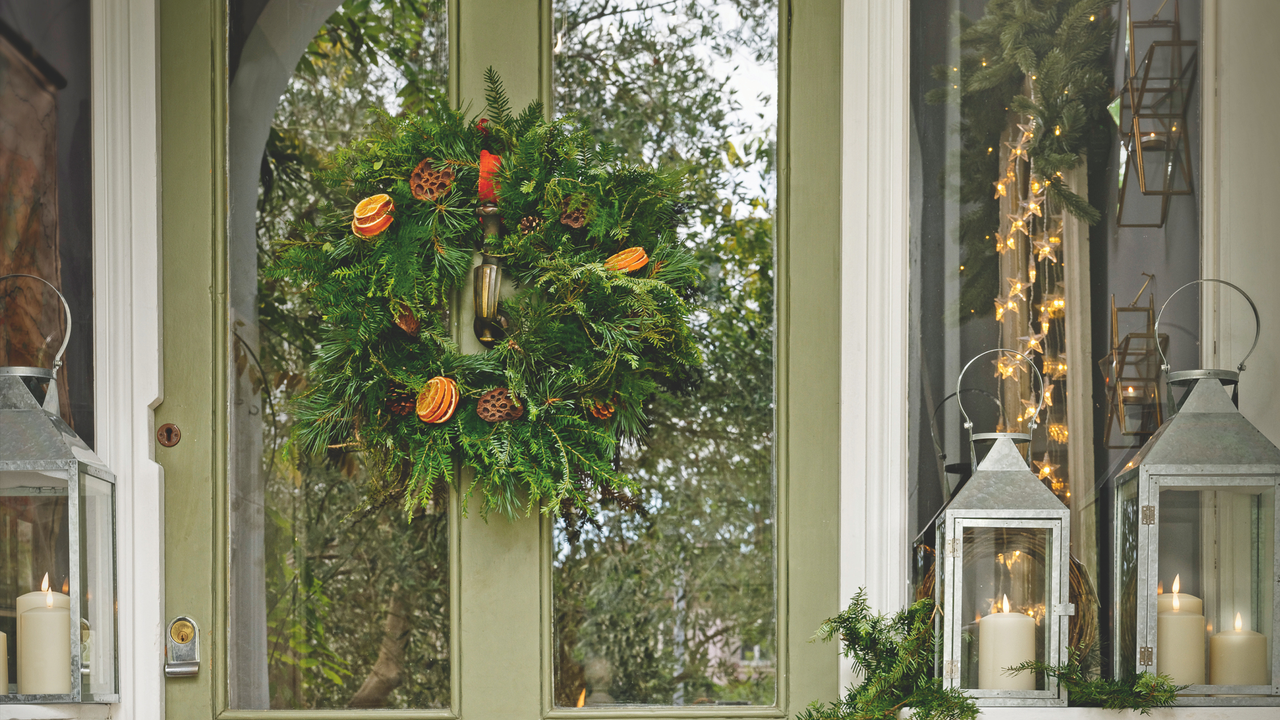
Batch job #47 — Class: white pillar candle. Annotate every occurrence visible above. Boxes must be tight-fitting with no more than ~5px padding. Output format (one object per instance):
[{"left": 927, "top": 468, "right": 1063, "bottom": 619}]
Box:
[
  {"left": 978, "top": 595, "right": 1036, "bottom": 690},
  {"left": 17, "top": 574, "right": 72, "bottom": 695},
  {"left": 1209, "top": 613, "right": 1269, "bottom": 686},
  {"left": 0, "top": 631, "right": 8, "bottom": 694},
  {"left": 1156, "top": 574, "right": 1203, "bottom": 615},
  {"left": 1156, "top": 592, "right": 1205, "bottom": 685},
  {"left": 19, "top": 606, "right": 70, "bottom": 695}
]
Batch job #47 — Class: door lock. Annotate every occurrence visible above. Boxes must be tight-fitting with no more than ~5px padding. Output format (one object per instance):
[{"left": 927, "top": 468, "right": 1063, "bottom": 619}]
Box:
[{"left": 165, "top": 616, "right": 200, "bottom": 678}]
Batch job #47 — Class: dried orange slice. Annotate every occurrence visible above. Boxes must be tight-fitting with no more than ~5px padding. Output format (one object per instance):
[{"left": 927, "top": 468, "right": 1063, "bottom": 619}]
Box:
[
  {"left": 604, "top": 247, "right": 648, "bottom": 273},
  {"left": 355, "top": 194, "right": 393, "bottom": 220},
  {"left": 352, "top": 213, "right": 393, "bottom": 238},
  {"left": 416, "top": 377, "right": 458, "bottom": 424}
]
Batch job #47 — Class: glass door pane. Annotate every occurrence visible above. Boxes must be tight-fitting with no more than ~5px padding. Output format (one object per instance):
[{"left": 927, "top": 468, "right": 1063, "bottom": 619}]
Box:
[
  {"left": 551, "top": 0, "right": 779, "bottom": 707},
  {"left": 226, "top": 0, "right": 450, "bottom": 709}
]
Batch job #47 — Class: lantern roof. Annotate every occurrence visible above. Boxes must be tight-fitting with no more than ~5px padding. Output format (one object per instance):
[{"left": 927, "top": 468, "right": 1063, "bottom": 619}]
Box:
[
  {"left": 947, "top": 437, "right": 1067, "bottom": 513},
  {"left": 1122, "top": 377, "right": 1280, "bottom": 474},
  {"left": 0, "top": 375, "right": 111, "bottom": 475}
]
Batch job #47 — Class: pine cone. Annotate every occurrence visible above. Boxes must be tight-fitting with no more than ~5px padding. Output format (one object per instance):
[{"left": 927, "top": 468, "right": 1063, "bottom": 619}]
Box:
[
  {"left": 559, "top": 199, "right": 586, "bottom": 229},
  {"left": 386, "top": 383, "right": 416, "bottom": 417},
  {"left": 410, "top": 158, "right": 455, "bottom": 202},
  {"left": 477, "top": 387, "right": 523, "bottom": 422},
  {"left": 519, "top": 215, "right": 543, "bottom": 235},
  {"left": 395, "top": 307, "right": 420, "bottom": 336}
]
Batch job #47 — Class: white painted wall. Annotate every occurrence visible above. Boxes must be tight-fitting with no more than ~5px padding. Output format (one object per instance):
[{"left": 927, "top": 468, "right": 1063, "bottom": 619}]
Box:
[
  {"left": 91, "top": 1, "right": 165, "bottom": 719},
  {"left": 1206, "top": 0, "right": 1280, "bottom": 446},
  {"left": 839, "top": 0, "right": 912, "bottom": 693}
]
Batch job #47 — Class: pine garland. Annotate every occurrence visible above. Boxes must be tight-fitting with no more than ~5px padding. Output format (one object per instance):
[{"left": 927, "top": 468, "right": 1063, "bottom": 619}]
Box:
[
  {"left": 267, "top": 71, "right": 700, "bottom": 518},
  {"left": 926, "top": 0, "right": 1115, "bottom": 315}
]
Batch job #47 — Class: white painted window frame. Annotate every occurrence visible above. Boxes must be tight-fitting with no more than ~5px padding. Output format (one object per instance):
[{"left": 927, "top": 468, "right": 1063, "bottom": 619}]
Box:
[
  {"left": 839, "top": 1, "right": 1272, "bottom": 718},
  {"left": 6, "top": 0, "right": 165, "bottom": 719}
]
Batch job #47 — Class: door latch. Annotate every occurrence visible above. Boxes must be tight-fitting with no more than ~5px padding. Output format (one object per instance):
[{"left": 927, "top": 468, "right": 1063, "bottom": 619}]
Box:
[{"left": 165, "top": 616, "right": 200, "bottom": 677}]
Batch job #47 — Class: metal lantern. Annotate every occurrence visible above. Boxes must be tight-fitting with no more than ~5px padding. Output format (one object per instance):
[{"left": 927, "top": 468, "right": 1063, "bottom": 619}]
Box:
[
  {"left": 937, "top": 350, "right": 1073, "bottom": 706},
  {"left": 1115, "top": 0, "right": 1198, "bottom": 228},
  {"left": 1113, "top": 279, "right": 1279, "bottom": 705},
  {"left": 1099, "top": 291, "right": 1168, "bottom": 448},
  {"left": 0, "top": 275, "right": 118, "bottom": 703}
]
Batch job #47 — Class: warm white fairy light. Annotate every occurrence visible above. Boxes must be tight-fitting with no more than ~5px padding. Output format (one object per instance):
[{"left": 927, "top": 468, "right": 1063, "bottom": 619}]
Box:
[
  {"left": 1008, "top": 277, "right": 1029, "bottom": 300},
  {"left": 990, "top": 110, "right": 1072, "bottom": 501}
]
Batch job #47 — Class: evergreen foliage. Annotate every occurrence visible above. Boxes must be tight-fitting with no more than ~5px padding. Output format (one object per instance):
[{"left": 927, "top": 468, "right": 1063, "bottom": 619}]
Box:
[
  {"left": 926, "top": 0, "right": 1115, "bottom": 315},
  {"left": 267, "top": 72, "right": 700, "bottom": 518},
  {"left": 799, "top": 591, "right": 978, "bottom": 720},
  {"left": 1008, "top": 650, "right": 1182, "bottom": 713}
]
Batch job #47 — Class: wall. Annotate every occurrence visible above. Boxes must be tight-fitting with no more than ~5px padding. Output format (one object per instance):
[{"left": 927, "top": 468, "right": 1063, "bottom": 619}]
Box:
[{"left": 1211, "top": 0, "right": 1280, "bottom": 444}]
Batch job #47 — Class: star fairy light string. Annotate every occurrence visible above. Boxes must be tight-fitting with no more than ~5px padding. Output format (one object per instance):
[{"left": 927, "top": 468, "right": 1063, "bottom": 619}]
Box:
[{"left": 993, "top": 103, "right": 1072, "bottom": 504}]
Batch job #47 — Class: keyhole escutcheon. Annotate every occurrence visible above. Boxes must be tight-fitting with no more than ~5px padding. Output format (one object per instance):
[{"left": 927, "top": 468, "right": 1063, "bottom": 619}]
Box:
[{"left": 158, "top": 423, "right": 182, "bottom": 447}]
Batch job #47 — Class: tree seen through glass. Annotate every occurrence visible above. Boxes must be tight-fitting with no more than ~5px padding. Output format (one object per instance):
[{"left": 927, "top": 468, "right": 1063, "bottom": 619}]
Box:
[{"left": 552, "top": 0, "right": 779, "bottom": 707}]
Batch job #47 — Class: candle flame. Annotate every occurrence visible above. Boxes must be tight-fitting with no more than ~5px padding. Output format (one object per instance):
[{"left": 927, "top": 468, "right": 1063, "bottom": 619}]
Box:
[
  {"left": 1236, "top": 612, "right": 1243, "bottom": 632},
  {"left": 577, "top": 689, "right": 586, "bottom": 707},
  {"left": 40, "top": 572, "right": 49, "bottom": 593},
  {"left": 1157, "top": 581, "right": 1163, "bottom": 595},
  {"left": 1172, "top": 574, "right": 1180, "bottom": 595},
  {"left": 62, "top": 577, "right": 69, "bottom": 594},
  {"left": 1002, "top": 594, "right": 1010, "bottom": 614},
  {"left": 1172, "top": 594, "right": 1180, "bottom": 612}
]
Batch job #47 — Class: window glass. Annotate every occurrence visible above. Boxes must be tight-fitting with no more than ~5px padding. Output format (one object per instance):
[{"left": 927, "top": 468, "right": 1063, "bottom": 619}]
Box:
[
  {"left": 0, "top": 1, "right": 94, "bottom": 444},
  {"left": 552, "top": 0, "right": 779, "bottom": 707},
  {"left": 908, "top": 0, "right": 1204, "bottom": 678},
  {"left": 226, "top": 0, "right": 449, "bottom": 709}
]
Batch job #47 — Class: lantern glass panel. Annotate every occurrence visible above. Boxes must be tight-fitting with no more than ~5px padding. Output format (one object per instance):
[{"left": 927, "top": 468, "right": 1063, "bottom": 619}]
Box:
[
  {"left": 1115, "top": 474, "right": 1140, "bottom": 675},
  {"left": 1156, "top": 485, "right": 1275, "bottom": 688},
  {"left": 79, "top": 472, "right": 115, "bottom": 699},
  {"left": 0, "top": 469, "right": 72, "bottom": 695},
  {"left": 960, "top": 525, "right": 1050, "bottom": 691}
]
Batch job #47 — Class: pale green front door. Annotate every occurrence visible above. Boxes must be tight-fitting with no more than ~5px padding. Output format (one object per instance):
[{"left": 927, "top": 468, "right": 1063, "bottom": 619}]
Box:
[{"left": 157, "top": 0, "right": 841, "bottom": 717}]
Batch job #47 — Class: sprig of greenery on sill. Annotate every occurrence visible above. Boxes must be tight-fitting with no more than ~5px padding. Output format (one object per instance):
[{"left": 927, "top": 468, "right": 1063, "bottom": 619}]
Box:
[
  {"left": 801, "top": 589, "right": 1184, "bottom": 720},
  {"left": 799, "top": 590, "right": 978, "bottom": 720},
  {"left": 1008, "top": 651, "right": 1183, "bottom": 715}
]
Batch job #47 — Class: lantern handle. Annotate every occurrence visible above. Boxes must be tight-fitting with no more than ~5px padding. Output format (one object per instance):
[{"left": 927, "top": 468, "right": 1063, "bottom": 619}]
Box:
[
  {"left": 0, "top": 274, "right": 72, "bottom": 374},
  {"left": 956, "top": 348, "right": 1045, "bottom": 465},
  {"left": 1154, "top": 278, "right": 1259, "bottom": 375},
  {"left": 930, "top": 388, "right": 1003, "bottom": 460}
]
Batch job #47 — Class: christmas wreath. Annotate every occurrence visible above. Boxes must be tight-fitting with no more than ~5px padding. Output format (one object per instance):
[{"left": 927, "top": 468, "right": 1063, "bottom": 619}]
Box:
[{"left": 269, "top": 71, "right": 700, "bottom": 517}]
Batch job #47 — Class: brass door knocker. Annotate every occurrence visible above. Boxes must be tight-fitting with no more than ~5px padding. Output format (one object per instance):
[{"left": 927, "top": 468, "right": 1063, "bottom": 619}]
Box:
[{"left": 474, "top": 203, "right": 511, "bottom": 347}]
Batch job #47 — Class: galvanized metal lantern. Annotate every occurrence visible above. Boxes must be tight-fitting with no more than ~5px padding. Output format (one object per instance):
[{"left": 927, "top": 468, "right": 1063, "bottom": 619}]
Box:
[
  {"left": 937, "top": 349, "right": 1073, "bottom": 706},
  {"left": 0, "top": 275, "right": 118, "bottom": 703},
  {"left": 1113, "top": 280, "right": 1279, "bottom": 706},
  {"left": 1114, "top": 0, "right": 1198, "bottom": 228}
]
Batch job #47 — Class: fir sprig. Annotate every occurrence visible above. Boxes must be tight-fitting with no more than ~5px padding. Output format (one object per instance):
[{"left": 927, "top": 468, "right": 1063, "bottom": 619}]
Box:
[
  {"left": 1008, "top": 649, "right": 1183, "bottom": 714},
  {"left": 799, "top": 590, "right": 979, "bottom": 720},
  {"left": 267, "top": 70, "right": 698, "bottom": 518}
]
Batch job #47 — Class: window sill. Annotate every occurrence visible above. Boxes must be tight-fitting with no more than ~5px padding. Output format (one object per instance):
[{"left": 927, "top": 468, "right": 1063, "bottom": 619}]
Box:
[
  {"left": 0, "top": 705, "right": 112, "bottom": 720},
  {"left": 902, "top": 708, "right": 1278, "bottom": 720}
]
